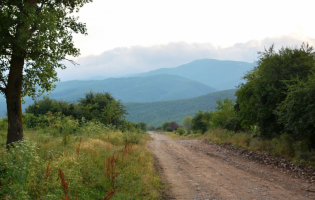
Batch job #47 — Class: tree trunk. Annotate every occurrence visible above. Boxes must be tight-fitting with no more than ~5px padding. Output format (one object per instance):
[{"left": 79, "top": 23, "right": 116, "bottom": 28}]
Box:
[{"left": 6, "top": 55, "right": 25, "bottom": 148}]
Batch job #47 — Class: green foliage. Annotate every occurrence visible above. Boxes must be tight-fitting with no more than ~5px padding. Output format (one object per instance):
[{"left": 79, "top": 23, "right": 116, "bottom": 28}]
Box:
[
  {"left": 137, "top": 122, "right": 147, "bottom": 131},
  {"left": 211, "top": 97, "right": 242, "bottom": 132},
  {"left": 166, "top": 127, "right": 173, "bottom": 132},
  {"left": 271, "top": 133, "right": 295, "bottom": 158},
  {"left": 236, "top": 43, "right": 315, "bottom": 138},
  {"left": 25, "top": 92, "right": 128, "bottom": 128},
  {"left": 0, "top": 118, "right": 8, "bottom": 131},
  {"left": 0, "top": 0, "right": 91, "bottom": 98},
  {"left": 0, "top": 119, "right": 162, "bottom": 199},
  {"left": 181, "top": 116, "right": 192, "bottom": 129},
  {"left": 0, "top": 140, "right": 40, "bottom": 199},
  {"left": 191, "top": 111, "right": 214, "bottom": 134},
  {"left": 25, "top": 97, "right": 81, "bottom": 119},
  {"left": 79, "top": 91, "right": 127, "bottom": 126},
  {"left": 276, "top": 73, "right": 315, "bottom": 148},
  {"left": 125, "top": 89, "right": 236, "bottom": 127},
  {"left": 162, "top": 122, "right": 170, "bottom": 131},
  {"left": 176, "top": 127, "right": 186, "bottom": 135},
  {"left": 147, "top": 125, "right": 156, "bottom": 131}
]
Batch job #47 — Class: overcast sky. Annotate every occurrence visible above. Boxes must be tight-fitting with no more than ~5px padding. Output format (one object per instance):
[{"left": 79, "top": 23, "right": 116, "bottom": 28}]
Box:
[{"left": 58, "top": 0, "right": 315, "bottom": 81}]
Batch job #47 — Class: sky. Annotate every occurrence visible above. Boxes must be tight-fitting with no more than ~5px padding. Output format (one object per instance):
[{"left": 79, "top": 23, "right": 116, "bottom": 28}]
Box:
[{"left": 58, "top": 0, "right": 315, "bottom": 81}]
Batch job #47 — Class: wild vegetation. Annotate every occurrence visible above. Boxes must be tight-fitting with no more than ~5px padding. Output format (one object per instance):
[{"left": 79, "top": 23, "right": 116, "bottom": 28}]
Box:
[
  {"left": 0, "top": 113, "right": 162, "bottom": 199},
  {"left": 25, "top": 92, "right": 128, "bottom": 128}
]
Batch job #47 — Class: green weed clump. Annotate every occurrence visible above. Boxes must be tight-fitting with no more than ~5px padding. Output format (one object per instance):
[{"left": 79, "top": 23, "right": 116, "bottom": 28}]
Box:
[{"left": 0, "top": 114, "right": 162, "bottom": 199}]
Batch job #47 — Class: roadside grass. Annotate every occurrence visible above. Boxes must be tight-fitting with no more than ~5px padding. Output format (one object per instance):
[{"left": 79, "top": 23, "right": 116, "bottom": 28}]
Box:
[
  {"left": 0, "top": 118, "right": 162, "bottom": 199},
  {"left": 161, "top": 128, "right": 315, "bottom": 165}
]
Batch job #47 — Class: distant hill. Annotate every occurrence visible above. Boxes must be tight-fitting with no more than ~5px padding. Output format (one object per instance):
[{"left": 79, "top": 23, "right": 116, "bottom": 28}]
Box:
[
  {"left": 47, "top": 74, "right": 216, "bottom": 102},
  {"left": 0, "top": 74, "right": 218, "bottom": 117},
  {"left": 136, "top": 59, "right": 254, "bottom": 90},
  {"left": 124, "top": 89, "right": 236, "bottom": 127}
]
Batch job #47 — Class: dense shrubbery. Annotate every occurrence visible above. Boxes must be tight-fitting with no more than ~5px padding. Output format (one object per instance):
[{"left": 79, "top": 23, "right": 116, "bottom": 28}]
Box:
[
  {"left": 236, "top": 43, "right": 315, "bottom": 139},
  {"left": 25, "top": 92, "right": 132, "bottom": 130},
  {"left": 0, "top": 114, "right": 161, "bottom": 199},
  {"left": 191, "top": 111, "right": 213, "bottom": 134},
  {"left": 175, "top": 127, "right": 186, "bottom": 135},
  {"left": 235, "top": 43, "right": 315, "bottom": 149}
]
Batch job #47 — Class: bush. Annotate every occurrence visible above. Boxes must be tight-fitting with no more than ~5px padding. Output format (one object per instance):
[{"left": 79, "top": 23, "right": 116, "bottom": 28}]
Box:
[
  {"left": 169, "top": 121, "right": 179, "bottom": 131},
  {"left": 271, "top": 133, "right": 295, "bottom": 158},
  {"left": 181, "top": 116, "right": 192, "bottom": 129},
  {"left": 25, "top": 92, "right": 128, "bottom": 128},
  {"left": 162, "top": 122, "right": 170, "bottom": 131},
  {"left": 236, "top": 43, "right": 315, "bottom": 139},
  {"left": 191, "top": 111, "right": 213, "bottom": 134},
  {"left": 166, "top": 127, "right": 173, "bottom": 132},
  {"left": 176, "top": 127, "right": 186, "bottom": 135},
  {"left": 147, "top": 125, "right": 155, "bottom": 131},
  {"left": 137, "top": 122, "right": 147, "bottom": 131}
]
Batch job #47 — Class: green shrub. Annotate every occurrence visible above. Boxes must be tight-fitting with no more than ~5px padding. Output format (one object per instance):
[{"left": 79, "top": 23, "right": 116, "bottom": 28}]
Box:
[
  {"left": 191, "top": 111, "right": 213, "bottom": 134},
  {"left": 176, "top": 127, "right": 186, "bottom": 135},
  {"left": 0, "top": 118, "right": 8, "bottom": 131},
  {"left": 166, "top": 127, "right": 173, "bottom": 132},
  {"left": 271, "top": 133, "right": 295, "bottom": 158},
  {"left": 0, "top": 140, "right": 41, "bottom": 199}
]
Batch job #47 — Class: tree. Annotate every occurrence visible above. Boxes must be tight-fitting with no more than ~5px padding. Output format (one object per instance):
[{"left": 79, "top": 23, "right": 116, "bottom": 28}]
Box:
[
  {"left": 276, "top": 73, "right": 315, "bottom": 148},
  {"left": 147, "top": 125, "right": 156, "bottom": 131},
  {"left": 169, "top": 121, "right": 179, "bottom": 131},
  {"left": 78, "top": 92, "right": 127, "bottom": 126},
  {"left": 211, "top": 97, "right": 242, "bottom": 132},
  {"left": 235, "top": 43, "right": 315, "bottom": 138},
  {"left": 162, "top": 122, "right": 170, "bottom": 131},
  {"left": 181, "top": 116, "right": 192, "bottom": 129},
  {"left": 137, "top": 122, "right": 147, "bottom": 131},
  {"left": 0, "top": 0, "right": 92, "bottom": 146},
  {"left": 191, "top": 111, "right": 213, "bottom": 134}
]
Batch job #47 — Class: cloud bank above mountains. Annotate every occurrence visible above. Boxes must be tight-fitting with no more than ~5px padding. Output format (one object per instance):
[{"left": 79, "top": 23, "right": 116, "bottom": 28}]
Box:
[{"left": 58, "top": 35, "right": 315, "bottom": 81}]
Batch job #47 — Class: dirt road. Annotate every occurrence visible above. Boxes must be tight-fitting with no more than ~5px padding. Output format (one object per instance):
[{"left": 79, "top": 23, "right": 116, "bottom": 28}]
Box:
[{"left": 147, "top": 132, "right": 315, "bottom": 200}]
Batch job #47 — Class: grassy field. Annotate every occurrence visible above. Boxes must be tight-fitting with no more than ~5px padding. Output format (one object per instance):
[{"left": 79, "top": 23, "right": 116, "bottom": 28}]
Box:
[{"left": 0, "top": 118, "right": 163, "bottom": 199}]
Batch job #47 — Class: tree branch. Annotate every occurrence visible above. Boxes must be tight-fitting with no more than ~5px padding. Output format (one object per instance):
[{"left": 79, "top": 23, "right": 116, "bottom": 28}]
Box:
[
  {"left": 0, "top": 86, "right": 6, "bottom": 94},
  {"left": 64, "top": 58, "right": 80, "bottom": 66}
]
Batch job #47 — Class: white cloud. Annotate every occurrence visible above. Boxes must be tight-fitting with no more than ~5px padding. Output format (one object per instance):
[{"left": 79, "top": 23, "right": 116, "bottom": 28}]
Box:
[
  {"left": 58, "top": 35, "right": 315, "bottom": 81},
  {"left": 72, "top": 0, "right": 315, "bottom": 57}
]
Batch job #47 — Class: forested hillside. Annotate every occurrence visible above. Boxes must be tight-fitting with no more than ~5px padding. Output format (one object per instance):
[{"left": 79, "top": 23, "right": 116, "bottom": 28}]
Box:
[
  {"left": 46, "top": 74, "right": 216, "bottom": 102},
  {"left": 124, "top": 89, "right": 236, "bottom": 126},
  {"left": 136, "top": 59, "right": 254, "bottom": 90}
]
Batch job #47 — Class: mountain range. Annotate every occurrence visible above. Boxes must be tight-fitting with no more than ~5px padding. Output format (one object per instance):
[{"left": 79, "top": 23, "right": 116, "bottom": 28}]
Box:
[
  {"left": 47, "top": 74, "right": 217, "bottom": 102},
  {"left": 136, "top": 59, "right": 254, "bottom": 90}
]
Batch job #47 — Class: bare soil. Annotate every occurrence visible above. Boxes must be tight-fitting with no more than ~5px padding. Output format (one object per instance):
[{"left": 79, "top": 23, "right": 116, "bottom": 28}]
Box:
[{"left": 147, "top": 132, "right": 315, "bottom": 200}]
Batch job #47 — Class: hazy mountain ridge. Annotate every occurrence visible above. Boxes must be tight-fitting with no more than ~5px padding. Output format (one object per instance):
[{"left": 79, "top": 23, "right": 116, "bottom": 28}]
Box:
[
  {"left": 136, "top": 59, "right": 254, "bottom": 90},
  {"left": 124, "top": 89, "right": 237, "bottom": 126},
  {"left": 47, "top": 74, "right": 217, "bottom": 102}
]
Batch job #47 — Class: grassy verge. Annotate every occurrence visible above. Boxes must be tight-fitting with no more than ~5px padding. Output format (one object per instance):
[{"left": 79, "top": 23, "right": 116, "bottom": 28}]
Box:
[
  {"left": 0, "top": 119, "right": 162, "bottom": 199},
  {"left": 162, "top": 128, "right": 315, "bottom": 166}
]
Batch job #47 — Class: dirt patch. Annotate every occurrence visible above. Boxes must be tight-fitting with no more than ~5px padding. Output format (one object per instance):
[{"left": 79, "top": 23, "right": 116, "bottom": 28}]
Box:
[
  {"left": 148, "top": 131, "right": 315, "bottom": 199},
  {"left": 201, "top": 139, "right": 315, "bottom": 183}
]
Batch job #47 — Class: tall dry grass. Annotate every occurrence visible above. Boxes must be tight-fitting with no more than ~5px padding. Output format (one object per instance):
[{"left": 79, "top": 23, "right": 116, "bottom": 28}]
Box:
[{"left": 0, "top": 116, "right": 162, "bottom": 199}]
